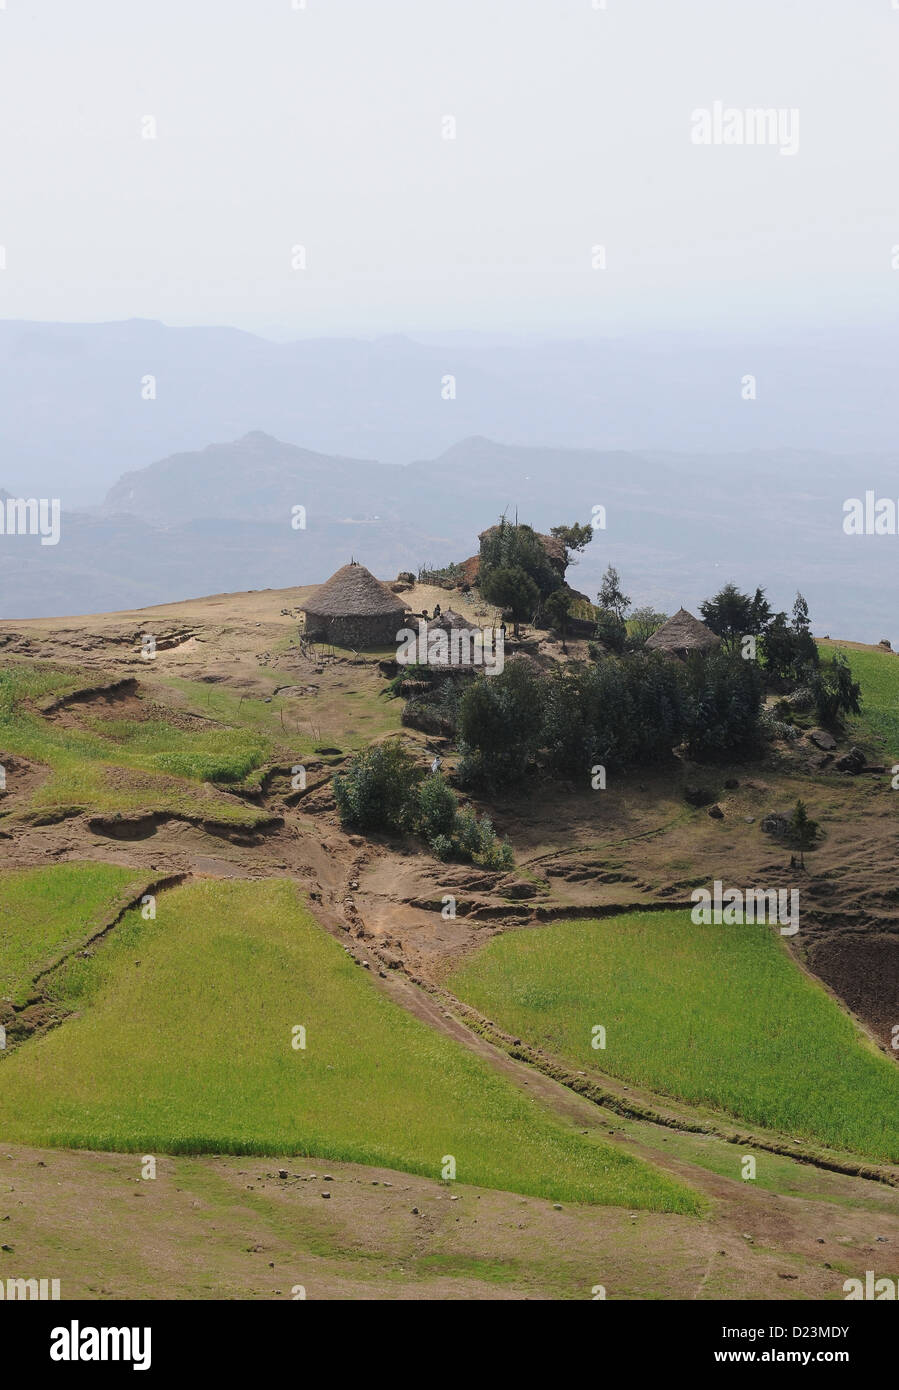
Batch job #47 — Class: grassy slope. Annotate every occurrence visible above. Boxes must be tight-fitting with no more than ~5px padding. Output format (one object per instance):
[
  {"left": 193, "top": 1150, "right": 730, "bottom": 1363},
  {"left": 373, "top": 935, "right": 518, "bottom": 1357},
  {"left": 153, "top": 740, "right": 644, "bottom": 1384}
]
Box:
[
  {"left": 0, "top": 879, "right": 697, "bottom": 1212},
  {"left": 0, "top": 862, "right": 141, "bottom": 1004},
  {"left": 818, "top": 640, "right": 899, "bottom": 757},
  {"left": 0, "top": 662, "right": 271, "bottom": 824},
  {"left": 449, "top": 912, "right": 899, "bottom": 1163},
  {"left": 162, "top": 674, "right": 402, "bottom": 757}
]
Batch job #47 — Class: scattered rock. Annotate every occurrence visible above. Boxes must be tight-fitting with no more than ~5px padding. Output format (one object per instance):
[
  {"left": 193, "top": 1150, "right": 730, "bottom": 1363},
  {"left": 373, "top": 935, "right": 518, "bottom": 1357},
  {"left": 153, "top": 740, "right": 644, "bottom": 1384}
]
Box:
[
  {"left": 684, "top": 784, "right": 716, "bottom": 808},
  {"left": 707, "top": 804, "right": 724, "bottom": 819},
  {"left": 834, "top": 747, "right": 865, "bottom": 774}
]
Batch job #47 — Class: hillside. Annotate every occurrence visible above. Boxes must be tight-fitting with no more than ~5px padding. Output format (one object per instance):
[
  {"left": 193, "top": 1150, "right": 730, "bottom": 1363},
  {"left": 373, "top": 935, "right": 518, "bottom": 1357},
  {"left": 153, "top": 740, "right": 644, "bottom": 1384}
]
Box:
[{"left": 1, "top": 579, "right": 897, "bottom": 1299}]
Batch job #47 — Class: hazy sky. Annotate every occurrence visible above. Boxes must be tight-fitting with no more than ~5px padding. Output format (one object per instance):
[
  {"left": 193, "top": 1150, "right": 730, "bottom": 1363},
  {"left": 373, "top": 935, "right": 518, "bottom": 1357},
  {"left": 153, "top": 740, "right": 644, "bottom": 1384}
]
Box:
[{"left": 1, "top": 0, "right": 897, "bottom": 337}]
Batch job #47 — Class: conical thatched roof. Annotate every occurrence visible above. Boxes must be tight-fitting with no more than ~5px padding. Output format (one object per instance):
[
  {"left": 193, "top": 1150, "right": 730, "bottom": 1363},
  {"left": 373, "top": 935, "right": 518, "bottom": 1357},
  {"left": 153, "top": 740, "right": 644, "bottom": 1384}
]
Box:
[
  {"left": 301, "top": 562, "right": 411, "bottom": 618},
  {"left": 645, "top": 607, "right": 720, "bottom": 653}
]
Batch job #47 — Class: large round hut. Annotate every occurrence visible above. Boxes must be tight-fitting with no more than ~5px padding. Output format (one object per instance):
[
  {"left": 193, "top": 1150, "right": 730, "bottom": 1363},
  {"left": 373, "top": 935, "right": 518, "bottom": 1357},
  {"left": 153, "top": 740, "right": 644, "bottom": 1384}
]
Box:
[
  {"left": 645, "top": 607, "right": 721, "bottom": 660},
  {"left": 300, "top": 562, "right": 411, "bottom": 648}
]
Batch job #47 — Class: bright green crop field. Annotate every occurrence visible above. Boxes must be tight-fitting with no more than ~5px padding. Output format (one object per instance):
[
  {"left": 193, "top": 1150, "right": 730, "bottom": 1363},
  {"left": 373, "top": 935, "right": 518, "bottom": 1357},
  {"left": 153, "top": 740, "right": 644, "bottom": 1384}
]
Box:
[
  {"left": 0, "top": 878, "right": 698, "bottom": 1212},
  {"left": 449, "top": 911, "right": 899, "bottom": 1163},
  {"left": 0, "top": 862, "right": 142, "bottom": 1004}
]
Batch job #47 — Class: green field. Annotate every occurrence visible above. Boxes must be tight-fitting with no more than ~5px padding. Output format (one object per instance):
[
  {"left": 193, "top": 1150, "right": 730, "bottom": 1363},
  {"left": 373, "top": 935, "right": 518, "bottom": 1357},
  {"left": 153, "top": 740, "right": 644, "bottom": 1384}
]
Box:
[
  {"left": 0, "top": 878, "right": 697, "bottom": 1211},
  {"left": 0, "top": 862, "right": 141, "bottom": 1004},
  {"left": 448, "top": 912, "right": 899, "bottom": 1163},
  {"left": 818, "top": 641, "right": 899, "bottom": 757},
  {"left": 0, "top": 662, "right": 272, "bottom": 824}
]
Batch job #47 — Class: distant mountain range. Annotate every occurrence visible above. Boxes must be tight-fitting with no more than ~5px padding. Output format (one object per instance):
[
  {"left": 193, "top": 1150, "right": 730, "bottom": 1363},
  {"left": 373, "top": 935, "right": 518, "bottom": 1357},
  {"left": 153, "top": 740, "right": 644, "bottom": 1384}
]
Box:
[
  {"left": 2, "top": 317, "right": 899, "bottom": 505},
  {"left": 1, "top": 430, "right": 896, "bottom": 646}
]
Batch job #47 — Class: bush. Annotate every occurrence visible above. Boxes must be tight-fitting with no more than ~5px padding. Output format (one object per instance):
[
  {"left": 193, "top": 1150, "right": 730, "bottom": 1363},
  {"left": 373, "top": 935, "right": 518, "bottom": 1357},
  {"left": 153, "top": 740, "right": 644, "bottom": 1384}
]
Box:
[
  {"left": 334, "top": 745, "right": 515, "bottom": 868},
  {"left": 454, "top": 809, "right": 513, "bottom": 868},
  {"left": 417, "top": 773, "right": 457, "bottom": 840},
  {"left": 594, "top": 607, "right": 627, "bottom": 653},
  {"left": 810, "top": 654, "right": 862, "bottom": 726},
  {"left": 333, "top": 740, "right": 421, "bottom": 832},
  {"left": 429, "top": 833, "right": 453, "bottom": 861}
]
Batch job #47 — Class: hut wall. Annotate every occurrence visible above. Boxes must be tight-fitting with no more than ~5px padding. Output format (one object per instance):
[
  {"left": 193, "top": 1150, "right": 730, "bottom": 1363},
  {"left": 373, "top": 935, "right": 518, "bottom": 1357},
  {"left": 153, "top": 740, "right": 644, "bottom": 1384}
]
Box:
[{"left": 304, "top": 612, "right": 406, "bottom": 649}]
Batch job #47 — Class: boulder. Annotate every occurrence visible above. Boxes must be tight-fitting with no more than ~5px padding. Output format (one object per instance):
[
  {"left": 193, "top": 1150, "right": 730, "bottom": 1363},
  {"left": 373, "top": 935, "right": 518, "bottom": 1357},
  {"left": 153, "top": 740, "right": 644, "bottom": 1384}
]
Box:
[
  {"left": 761, "top": 812, "right": 791, "bottom": 837},
  {"left": 834, "top": 746, "right": 865, "bottom": 774},
  {"left": 684, "top": 784, "right": 716, "bottom": 807},
  {"left": 707, "top": 804, "right": 724, "bottom": 819},
  {"left": 808, "top": 728, "right": 837, "bottom": 751}
]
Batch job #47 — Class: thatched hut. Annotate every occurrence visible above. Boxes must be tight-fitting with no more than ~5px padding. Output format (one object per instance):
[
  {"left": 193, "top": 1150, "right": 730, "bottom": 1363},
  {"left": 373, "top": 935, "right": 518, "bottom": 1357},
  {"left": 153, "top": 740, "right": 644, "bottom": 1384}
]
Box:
[
  {"left": 300, "top": 562, "right": 411, "bottom": 648},
  {"left": 422, "top": 608, "right": 484, "bottom": 671},
  {"left": 645, "top": 607, "right": 720, "bottom": 659}
]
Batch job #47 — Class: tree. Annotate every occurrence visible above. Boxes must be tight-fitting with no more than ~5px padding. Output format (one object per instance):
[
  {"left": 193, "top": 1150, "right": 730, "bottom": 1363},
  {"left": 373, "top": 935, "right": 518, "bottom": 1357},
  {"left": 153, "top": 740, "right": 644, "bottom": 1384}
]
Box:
[
  {"left": 792, "top": 592, "right": 811, "bottom": 636},
  {"left": 681, "top": 649, "right": 764, "bottom": 760},
  {"left": 597, "top": 565, "right": 631, "bottom": 621},
  {"left": 810, "top": 653, "right": 861, "bottom": 726},
  {"left": 479, "top": 518, "right": 560, "bottom": 601},
  {"left": 594, "top": 606, "right": 627, "bottom": 653},
  {"left": 480, "top": 565, "right": 539, "bottom": 636},
  {"left": 749, "top": 587, "right": 773, "bottom": 634},
  {"left": 628, "top": 605, "right": 668, "bottom": 646},
  {"left": 699, "top": 583, "right": 758, "bottom": 653},
  {"left": 789, "top": 798, "right": 819, "bottom": 867},
  {"left": 762, "top": 610, "right": 818, "bottom": 684},
  {"left": 542, "top": 587, "right": 573, "bottom": 638},
  {"left": 549, "top": 522, "right": 594, "bottom": 567},
  {"left": 457, "top": 660, "right": 545, "bottom": 789}
]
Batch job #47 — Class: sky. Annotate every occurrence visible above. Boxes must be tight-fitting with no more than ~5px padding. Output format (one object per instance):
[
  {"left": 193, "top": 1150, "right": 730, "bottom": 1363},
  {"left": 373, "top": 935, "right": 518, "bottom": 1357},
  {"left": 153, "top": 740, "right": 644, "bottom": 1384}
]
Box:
[{"left": 0, "top": 0, "right": 898, "bottom": 339}]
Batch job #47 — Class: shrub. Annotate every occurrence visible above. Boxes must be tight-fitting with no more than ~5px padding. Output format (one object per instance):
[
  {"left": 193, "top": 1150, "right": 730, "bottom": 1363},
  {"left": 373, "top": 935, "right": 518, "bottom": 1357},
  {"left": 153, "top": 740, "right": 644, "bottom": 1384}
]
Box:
[
  {"left": 417, "top": 773, "right": 457, "bottom": 841},
  {"left": 332, "top": 740, "right": 421, "bottom": 832},
  {"left": 810, "top": 654, "right": 862, "bottom": 726},
  {"left": 594, "top": 607, "right": 627, "bottom": 653},
  {"left": 334, "top": 746, "right": 514, "bottom": 867},
  {"left": 429, "top": 833, "right": 453, "bottom": 861}
]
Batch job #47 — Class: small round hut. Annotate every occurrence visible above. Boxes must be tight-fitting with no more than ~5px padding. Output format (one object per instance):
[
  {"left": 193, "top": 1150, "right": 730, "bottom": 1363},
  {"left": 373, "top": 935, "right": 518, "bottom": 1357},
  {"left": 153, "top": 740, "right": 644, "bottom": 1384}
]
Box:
[
  {"left": 645, "top": 607, "right": 721, "bottom": 659},
  {"left": 300, "top": 562, "right": 411, "bottom": 648}
]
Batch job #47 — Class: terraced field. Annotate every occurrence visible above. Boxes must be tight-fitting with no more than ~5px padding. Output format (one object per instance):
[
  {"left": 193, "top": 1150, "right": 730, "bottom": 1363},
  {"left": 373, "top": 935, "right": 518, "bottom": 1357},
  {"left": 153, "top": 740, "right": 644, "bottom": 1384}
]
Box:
[
  {"left": 448, "top": 910, "right": 899, "bottom": 1163},
  {"left": 0, "top": 876, "right": 695, "bottom": 1212}
]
